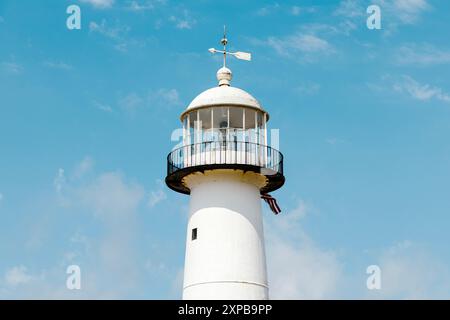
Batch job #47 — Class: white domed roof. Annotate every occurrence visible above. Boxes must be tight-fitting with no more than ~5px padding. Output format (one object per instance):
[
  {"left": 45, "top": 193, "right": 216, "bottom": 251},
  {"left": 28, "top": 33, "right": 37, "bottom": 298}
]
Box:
[{"left": 186, "top": 85, "right": 263, "bottom": 111}]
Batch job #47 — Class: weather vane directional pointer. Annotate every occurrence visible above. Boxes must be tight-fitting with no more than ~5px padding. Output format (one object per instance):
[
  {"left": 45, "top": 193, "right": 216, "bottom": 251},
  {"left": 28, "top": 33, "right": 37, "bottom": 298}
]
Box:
[{"left": 208, "top": 26, "right": 252, "bottom": 67}]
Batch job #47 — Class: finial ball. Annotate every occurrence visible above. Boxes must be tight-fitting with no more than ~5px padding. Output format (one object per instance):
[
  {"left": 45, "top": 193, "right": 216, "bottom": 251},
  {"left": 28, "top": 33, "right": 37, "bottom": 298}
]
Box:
[{"left": 217, "top": 67, "right": 232, "bottom": 86}]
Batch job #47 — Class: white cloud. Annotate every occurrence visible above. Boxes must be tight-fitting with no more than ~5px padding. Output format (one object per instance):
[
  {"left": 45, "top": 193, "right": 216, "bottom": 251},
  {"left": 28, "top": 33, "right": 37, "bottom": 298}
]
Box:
[
  {"left": 326, "top": 137, "right": 346, "bottom": 145},
  {"left": 294, "top": 82, "right": 321, "bottom": 95},
  {"left": 395, "top": 44, "right": 450, "bottom": 66},
  {"left": 148, "top": 180, "right": 167, "bottom": 208},
  {"left": 126, "top": 0, "right": 165, "bottom": 11},
  {"left": 272, "top": 34, "right": 328, "bottom": 54},
  {"left": 119, "top": 92, "right": 144, "bottom": 113},
  {"left": 43, "top": 61, "right": 72, "bottom": 70},
  {"left": 0, "top": 193, "right": 3, "bottom": 202},
  {"left": 290, "top": 6, "right": 301, "bottom": 16},
  {"left": 4, "top": 266, "right": 34, "bottom": 286},
  {"left": 73, "top": 156, "right": 94, "bottom": 179},
  {"left": 1, "top": 61, "right": 23, "bottom": 75},
  {"left": 89, "top": 20, "right": 130, "bottom": 40},
  {"left": 255, "top": 3, "right": 280, "bottom": 16},
  {"left": 261, "top": 32, "right": 334, "bottom": 63},
  {"left": 392, "top": 0, "right": 430, "bottom": 24},
  {"left": 268, "top": 235, "right": 342, "bottom": 299},
  {"left": 148, "top": 190, "right": 166, "bottom": 208},
  {"left": 148, "top": 88, "right": 181, "bottom": 108},
  {"left": 77, "top": 172, "right": 144, "bottom": 296},
  {"left": 267, "top": 198, "right": 450, "bottom": 299},
  {"left": 2, "top": 159, "right": 167, "bottom": 299},
  {"left": 255, "top": 4, "right": 315, "bottom": 16},
  {"left": 334, "top": 0, "right": 365, "bottom": 18},
  {"left": 374, "top": 0, "right": 430, "bottom": 32},
  {"left": 79, "top": 172, "right": 144, "bottom": 218},
  {"left": 265, "top": 200, "right": 343, "bottom": 299},
  {"left": 169, "top": 9, "right": 196, "bottom": 30},
  {"left": 89, "top": 20, "right": 147, "bottom": 53},
  {"left": 93, "top": 100, "right": 113, "bottom": 113},
  {"left": 80, "top": 0, "right": 114, "bottom": 9},
  {"left": 367, "top": 241, "right": 450, "bottom": 299},
  {"left": 393, "top": 75, "right": 450, "bottom": 104},
  {"left": 118, "top": 88, "right": 180, "bottom": 114}
]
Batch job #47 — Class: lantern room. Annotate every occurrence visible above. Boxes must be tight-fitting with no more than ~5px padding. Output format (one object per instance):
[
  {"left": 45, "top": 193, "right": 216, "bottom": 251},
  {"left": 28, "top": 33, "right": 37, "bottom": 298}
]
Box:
[
  {"left": 181, "top": 67, "right": 268, "bottom": 148},
  {"left": 166, "top": 67, "right": 284, "bottom": 195}
]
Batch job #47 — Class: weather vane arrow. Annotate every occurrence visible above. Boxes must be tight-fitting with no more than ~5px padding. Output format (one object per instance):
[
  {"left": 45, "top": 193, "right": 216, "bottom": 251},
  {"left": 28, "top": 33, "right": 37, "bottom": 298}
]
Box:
[{"left": 208, "top": 26, "right": 252, "bottom": 67}]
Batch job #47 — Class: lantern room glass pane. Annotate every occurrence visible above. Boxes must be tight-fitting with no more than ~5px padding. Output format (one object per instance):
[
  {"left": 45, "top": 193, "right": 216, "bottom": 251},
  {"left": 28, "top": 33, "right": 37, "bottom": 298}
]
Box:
[
  {"left": 212, "top": 106, "right": 228, "bottom": 142},
  {"left": 188, "top": 111, "right": 197, "bottom": 128},
  {"left": 229, "top": 107, "right": 243, "bottom": 129},
  {"left": 198, "top": 108, "right": 212, "bottom": 142},
  {"left": 212, "top": 107, "right": 228, "bottom": 128},
  {"left": 198, "top": 108, "right": 211, "bottom": 130},
  {"left": 257, "top": 112, "right": 263, "bottom": 129},
  {"left": 183, "top": 115, "right": 188, "bottom": 145},
  {"left": 244, "top": 109, "right": 256, "bottom": 129}
]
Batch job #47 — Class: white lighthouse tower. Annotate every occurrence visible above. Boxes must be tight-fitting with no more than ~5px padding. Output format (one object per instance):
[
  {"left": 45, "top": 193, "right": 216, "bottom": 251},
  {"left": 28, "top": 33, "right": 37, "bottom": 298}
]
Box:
[{"left": 166, "top": 32, "right": 285, "bottom": 300}]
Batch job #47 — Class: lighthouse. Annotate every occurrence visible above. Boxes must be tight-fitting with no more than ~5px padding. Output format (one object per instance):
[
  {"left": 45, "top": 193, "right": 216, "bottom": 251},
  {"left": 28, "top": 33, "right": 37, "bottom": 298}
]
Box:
[{"left": 166, "top": 31, "right": 285, "bottom": 300}]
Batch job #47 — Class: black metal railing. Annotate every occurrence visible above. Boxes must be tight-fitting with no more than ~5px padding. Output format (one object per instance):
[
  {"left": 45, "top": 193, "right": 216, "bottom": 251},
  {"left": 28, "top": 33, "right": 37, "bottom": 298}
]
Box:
[{"left": 167, "top": 141, "right": 283, "bottom": 177}]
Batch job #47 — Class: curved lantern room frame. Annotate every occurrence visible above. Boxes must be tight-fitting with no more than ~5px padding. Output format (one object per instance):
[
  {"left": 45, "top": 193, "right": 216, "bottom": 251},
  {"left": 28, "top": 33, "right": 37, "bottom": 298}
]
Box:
[
  {"left": 166, "top": 67, "right": 285, "bottom": 195},
  {"left": 181, "top": 106, "right": 267, "bottom": 150}
]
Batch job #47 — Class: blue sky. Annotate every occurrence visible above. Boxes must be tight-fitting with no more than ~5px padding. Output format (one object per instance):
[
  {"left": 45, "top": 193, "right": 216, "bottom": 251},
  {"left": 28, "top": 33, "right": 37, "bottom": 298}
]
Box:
[{"left": 1, "top": 0, "right": 450, "bottom": 299}]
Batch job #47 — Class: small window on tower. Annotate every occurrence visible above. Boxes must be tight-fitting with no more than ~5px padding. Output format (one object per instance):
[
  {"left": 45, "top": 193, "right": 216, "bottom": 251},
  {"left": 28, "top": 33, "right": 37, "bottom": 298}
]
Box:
[{"left": 192, "top": 228, "right": 198, "bottom": 241}]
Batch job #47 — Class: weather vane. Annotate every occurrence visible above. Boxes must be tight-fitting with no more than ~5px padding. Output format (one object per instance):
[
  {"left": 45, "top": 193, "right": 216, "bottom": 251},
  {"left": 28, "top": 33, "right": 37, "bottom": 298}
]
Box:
[{"left": 208, "top": 26, "right": 252, "bottom": 67}]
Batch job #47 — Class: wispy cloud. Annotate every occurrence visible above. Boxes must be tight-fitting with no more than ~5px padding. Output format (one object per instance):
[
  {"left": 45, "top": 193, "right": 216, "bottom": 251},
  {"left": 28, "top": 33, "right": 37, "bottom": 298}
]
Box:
[
  {"left": 255, "top": 3, "right": 315, "bottom": 17},
  {"left": 118, "top": 88, "right": 181, "bottom": 115},
  {"left": 266, "top": 200, "right": 343, "bottom": 299},
  {"left": 256, "top": 32, "right": 335, "bottom": 63},
  {"left": 290, "top": 6, "right": 301, "bottom": 16},
  {"left": 88, "top": 19, "right": 149, "bottom": 52},
  {"left": 80, "top": 0, "right": 114, "bottom": 9},
  {"left": 326, "top": 137, "right": 346, "bottom": 145},
  {"left": 147, "top": 180, "right": 167, "bottom": 208},
  {"left": 4, "top": 266, "right": 34, "bottom": 286},
  {"left": 89, "top": 19, "right": 130, "bottom": 40},
  {"left": 389, "top": 0, "right": 430, "bottom": 24},
  {"left": 395, "top": 43, "right": 450, "bottom": 66},
  {"left": 93, "top": 100, "right": 113, "bottom": 113},
  {"left": 294, "top": 82, "right": 321, "bottom": 95},
  {"left": 119, "top": 92, "right": 144, "bottom": 113},
  {"left": 73, "top": 156, "right": 94, "bottom": 179},
  {"left": 255, "top": 3, "right": 280, "bottom": 16},
  {"left": 79, "top": 172, "right": 144, "bottom": 219},
  {"left": 169, "top": 9, "right": 196, "bottom": 30},
  {"left": 367, "top": 241, "right": 450, "bottom": 299},
  {"left": 372, "top": 0, "right": 431, "bottom": 34},
  {"left": 6, "top": 160, "right": 149, "bottom": 298},
  {"left": 126, "top": 0, "right": 165, "bottom": 11},
  {"left": 43, "top": 61, "right": 73, "bottom": 71},
  {"left": 1, "top": 61, "right": 23, "bottom": 75},
  {"left": 334, "top": 0, "right": 365, "bottom": 18},
  {"left": 148, "top": 88, "right": 181, "bottom": 108},
  {"left": 393, "top": 75, "right": 450, "bottom": 104}
]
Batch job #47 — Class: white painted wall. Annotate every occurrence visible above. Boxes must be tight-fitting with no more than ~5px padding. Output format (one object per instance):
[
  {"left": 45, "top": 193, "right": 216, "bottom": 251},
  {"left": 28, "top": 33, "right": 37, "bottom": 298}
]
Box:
[{"left": 183, "top": 170, "right": 268, "bottom": 300}]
